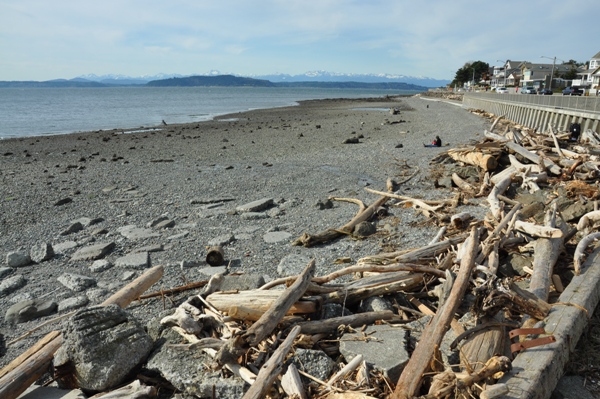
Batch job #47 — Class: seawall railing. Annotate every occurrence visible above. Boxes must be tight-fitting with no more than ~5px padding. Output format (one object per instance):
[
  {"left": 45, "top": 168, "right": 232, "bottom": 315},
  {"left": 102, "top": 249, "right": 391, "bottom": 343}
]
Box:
[{"left": 462, "top": 92, "right": 600, "bottom": 134}]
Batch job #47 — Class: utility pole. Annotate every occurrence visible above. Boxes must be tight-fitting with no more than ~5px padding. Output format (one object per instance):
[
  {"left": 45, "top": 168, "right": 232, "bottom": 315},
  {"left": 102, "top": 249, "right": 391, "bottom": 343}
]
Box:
[{"left": 541, "top": 56, "right": 557, "bottom": 89}]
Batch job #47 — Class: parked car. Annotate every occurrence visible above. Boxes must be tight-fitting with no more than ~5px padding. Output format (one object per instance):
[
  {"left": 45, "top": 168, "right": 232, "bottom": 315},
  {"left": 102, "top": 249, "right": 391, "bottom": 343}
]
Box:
[
  {"left": 538, "top": 88, "right": 553, "bottom": 95},
  {"left": 496, "top": 87, "right": 508, "bottom": 94},
  {"left": 522, "top": 87, "right": 537, "bottom": 94},
  {"left": 562, "top": 87, "right": 583, "bottom": 96}
]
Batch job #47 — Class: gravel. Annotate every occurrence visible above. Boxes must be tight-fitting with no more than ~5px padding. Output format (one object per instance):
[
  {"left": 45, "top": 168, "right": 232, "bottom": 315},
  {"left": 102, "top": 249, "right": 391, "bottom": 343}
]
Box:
[{"left": 0, "top": 95, "right": 489, "bottom": 367}]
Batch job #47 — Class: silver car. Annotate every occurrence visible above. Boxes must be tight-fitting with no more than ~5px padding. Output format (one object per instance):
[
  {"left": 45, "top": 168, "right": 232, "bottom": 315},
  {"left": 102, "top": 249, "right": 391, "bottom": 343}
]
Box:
[{"left": 522, "top": 87, "right": 537, "bottom": 94}]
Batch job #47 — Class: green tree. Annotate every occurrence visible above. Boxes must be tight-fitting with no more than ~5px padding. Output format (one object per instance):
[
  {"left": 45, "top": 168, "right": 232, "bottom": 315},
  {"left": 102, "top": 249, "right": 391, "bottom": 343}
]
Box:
[{"left": 451, "top": 61, "right": 490, "bottom": 87}]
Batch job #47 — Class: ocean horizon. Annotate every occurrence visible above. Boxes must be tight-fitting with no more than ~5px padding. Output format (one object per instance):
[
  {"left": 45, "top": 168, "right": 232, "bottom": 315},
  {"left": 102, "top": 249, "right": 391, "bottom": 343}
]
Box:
[{"left": 0, "top": 86, "right": 421, "bottom": 139}]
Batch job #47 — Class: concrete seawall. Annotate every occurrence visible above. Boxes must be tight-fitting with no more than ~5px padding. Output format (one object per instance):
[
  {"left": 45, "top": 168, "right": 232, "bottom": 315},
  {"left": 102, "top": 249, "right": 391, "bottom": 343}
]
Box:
[{"left": 462, "top": 92, "right": 600, "bottom": 134}]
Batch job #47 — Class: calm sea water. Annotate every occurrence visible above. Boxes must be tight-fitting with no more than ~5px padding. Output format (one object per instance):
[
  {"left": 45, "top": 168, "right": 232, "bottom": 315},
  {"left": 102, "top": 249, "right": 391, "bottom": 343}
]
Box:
[{"left": 0, "top": 86, "right": 419, "bottom": 139}]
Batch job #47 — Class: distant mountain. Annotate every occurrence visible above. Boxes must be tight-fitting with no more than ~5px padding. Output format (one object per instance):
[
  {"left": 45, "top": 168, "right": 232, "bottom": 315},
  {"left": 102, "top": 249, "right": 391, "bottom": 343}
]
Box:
[
  {"left": 251, "top": 71, "right": 449, "bottom": 87},
  {"left": 146, "top": 75, "right": 274, "bottom": 87},
  {"left": 0, "top": 79, "right": 107, "bottom": 88},
  {"left": 77, "top": 73, "right": 185, "bottom": 85}
]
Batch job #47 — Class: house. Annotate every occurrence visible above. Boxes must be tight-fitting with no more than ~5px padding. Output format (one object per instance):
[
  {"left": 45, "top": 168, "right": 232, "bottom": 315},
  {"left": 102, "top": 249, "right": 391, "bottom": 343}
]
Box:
[
  {"left": 492, "top": 60, "right": 524, "bottom": 87},
  {"left": 573, "top": 50, "right": 600, "bottom": 91},
  {"left": 519, "top": 62, "right": 573, "bottom": 89}
]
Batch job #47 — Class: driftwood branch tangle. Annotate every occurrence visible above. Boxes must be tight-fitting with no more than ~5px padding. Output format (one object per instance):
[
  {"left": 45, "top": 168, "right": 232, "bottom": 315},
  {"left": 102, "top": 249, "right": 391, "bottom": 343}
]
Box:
[
  {"left": 241, "top": 325, "right": 301, "bottom": 399},
  {"left": 391, "top": 227, "right": 479, "bottom": 399},
  {"left": 0, "top": 265, "right": 164, "bottom": 399}
]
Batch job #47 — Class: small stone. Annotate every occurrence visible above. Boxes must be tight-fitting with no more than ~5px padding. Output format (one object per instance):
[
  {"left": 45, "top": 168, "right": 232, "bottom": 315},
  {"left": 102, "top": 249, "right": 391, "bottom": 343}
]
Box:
[
  {"left": 167, "top": 232, "right": 189, "bottom": 241},
  {"left": 236, "top": 198, "right": 274, "bottom": 213},
  {"left": 90, "top": 259, "right": 113, "bottom": 272},
  {"left": 208, "top": 234, "right": 235, "bottom": 247},
  {"left": 122, "top": 271, "right": 136, "bottom": 281},
  {"left": 30, "top": 242, "right": 54, "bottom": 263},
  {"left": 354, "top": 221, "right": 377, "bottom": 237},
  {"left": 0, "top": 274, "right": 26, "bottom": 297},
  {"left": 58, "top": 295, "right": 89, "bottom": 312},
  {"left": 71, "top": 242, "right": 115, "bottom": 261},
  {"left": 6, "top": 251, "right": 31, "bottom": 267},
  {"left": 60, "top": 222, "right": 84, "bottom": 236},
  {"left": 240, "top": 212, "right": 268, "bottom": 220},
  {"left": 263, "top": 231, "right": 292, "bottom": 243},
  {"left": 52, "top": 241, "right": 78, "bottom": 254},
  {"left": 5, "top": 298, "right": 58, "bottom": 324},
  {"left": 115, "top": 252, "right": 150, "bottom": 270},
  {"left": 155, "top": 219, "right": 175, "bottom": 229},
  {"left": 117, "top": 225, "right": 160, "bottom": 240},
  {"left": 58, "top": 273, "right": 97, "bottom": 292},
  {"left": 54, "top": 197, "right": 73, "bottom": 206}
]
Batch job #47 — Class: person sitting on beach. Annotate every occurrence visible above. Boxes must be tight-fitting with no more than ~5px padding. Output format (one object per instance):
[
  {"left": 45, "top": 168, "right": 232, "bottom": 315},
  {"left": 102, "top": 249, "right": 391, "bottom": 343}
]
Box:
[{"left": 424, "top": 135, "right": 442, "bottom": 147}]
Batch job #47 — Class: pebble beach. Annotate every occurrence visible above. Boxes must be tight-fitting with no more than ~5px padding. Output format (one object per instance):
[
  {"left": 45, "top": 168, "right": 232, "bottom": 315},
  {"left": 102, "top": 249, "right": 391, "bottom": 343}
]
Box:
[{"left": 0, "top": 94, "right": 490, "bottom": 369}]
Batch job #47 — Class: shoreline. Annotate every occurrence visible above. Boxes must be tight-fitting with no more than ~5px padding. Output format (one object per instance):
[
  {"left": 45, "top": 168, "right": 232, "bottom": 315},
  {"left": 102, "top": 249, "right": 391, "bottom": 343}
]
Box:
[{"left": 0, "top": 95, "right": 488, "bottom": 368}]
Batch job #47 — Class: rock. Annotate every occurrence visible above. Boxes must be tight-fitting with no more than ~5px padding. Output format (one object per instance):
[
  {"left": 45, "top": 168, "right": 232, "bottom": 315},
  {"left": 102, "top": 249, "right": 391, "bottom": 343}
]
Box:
[
  {"left": 52, "top": 241, "right": 78, "bottom": 254},
  {"left": 219, "top": 274, "right": 266, "bottom": 291},
  {"left": 240, "top": 212, "right": 269, "bottom": 220},
  {"left": 6, "top": 251, "right": 31, "bottom": 267},
  {"left": 146, "top": 331, "right": 247, "bottom": 398},
  {"left": 14, "top": 385, "right": 86, "bottom": 399},
  {"left": 166, "top": 232, "right": 189, "bottom": 241},
  {"left": 0, "top": 267, "right": 12, "bottom": 279},
  {"left": 354, "top": 221, "right": 377, "bottom": 237},
  {"left": 315, "top": 199, "right": 334, "bottom": 210},
  {"left": 59, "top": 222, "right": 83, "bottom": 236},
  {"left": 436, "top": 176, "right": 454, "bottom": 189},
  {"left": 561, "top": 201, "right": 594, "bottom": 223},
  {"left": 358, "top": 296, "right": 394, "bottom": 313},
  {"left": 71, "top": 242, "right": 115, "bottom": 261},
  {"left": 115, "top": 252, "right": 150, "bottom": 270},
  {"left": 322, "top": 303, "right": 353, "bottom": 319},
  {"left": 343, "top": 137, "right": 360, "bottom": 144},
  {"left": 263, "top": 231, "right": 292, "bottom": 243},
  {"left": 146, "top": 216, "right": 169, "bottom": 228},
  {"left": 30, "top": 242, "right": 54, "bottom": 263},
  {"left": 0, "top": 274, "right": 26, "bottom": 297},
  {"left": 180, "top": 260, "right": 200, "bottom": 269},
  {"left": 90, "top": 259, "right": 113, "bottom": 272},
  {"left": 208, "top": 234, "right": 235, "bottom": 247},
  {"left": 236, "top": 198, "right": 274, "bottom": 213},
  {"left": 287, "top": 348, "right": 336, "bottom": 384},
  {"left": 54, "top": 197, "right": 73, "bottom": 206},
  {"left": 71, "top": 217, "right": 103, "bottom": 227},
  {"left": 57, "top": 273, "right": 97, "bottom": 292},
  {"left": 277, "top": 254, "right": 312, "bottom": 277},
  {"left": 54, "top": 305, "right": 154, "bottom": 391},
  {"left": 117, "top": 225, "right": 160, "bottom": 240},
  {"left": 339, "top": 324, "right": 409, "bottom": 382},
  {"left": 502, "top": 253, "right": 532, "bottom": 277},
  {"left": 5, "top": 298, "right": 58, "bottom": 324},
  {"left": 58, "top": 295, "right": 89, "bottom": 312},
  {"left": 133, "top": 244, "right": 164, "bottom": 253},
  {"left": 154, "top": 219, "right": 175, "bottom": 229}
]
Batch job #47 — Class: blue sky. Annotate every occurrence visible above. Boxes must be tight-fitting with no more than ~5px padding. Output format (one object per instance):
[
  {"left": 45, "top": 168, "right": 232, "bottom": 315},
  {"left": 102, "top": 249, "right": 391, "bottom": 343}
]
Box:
[{"left": 1, "top": 0, "right": 598, "bottom": 81}]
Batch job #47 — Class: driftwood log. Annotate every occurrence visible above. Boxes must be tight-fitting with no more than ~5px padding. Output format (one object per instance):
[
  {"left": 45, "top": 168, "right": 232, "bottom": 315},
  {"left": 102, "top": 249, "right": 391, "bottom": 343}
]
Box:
[
  {"left": 447, "top": 148, "right": 498, "bottom": 171},
  {"left": 391, "top": 227, "right": 479, "bottom": 399}
]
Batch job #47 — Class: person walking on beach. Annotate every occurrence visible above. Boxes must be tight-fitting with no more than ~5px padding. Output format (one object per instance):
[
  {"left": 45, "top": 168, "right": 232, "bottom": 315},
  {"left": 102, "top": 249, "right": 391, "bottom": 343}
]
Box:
[{"left": 424, "top": 135, "right": 442, "bottom": 147}]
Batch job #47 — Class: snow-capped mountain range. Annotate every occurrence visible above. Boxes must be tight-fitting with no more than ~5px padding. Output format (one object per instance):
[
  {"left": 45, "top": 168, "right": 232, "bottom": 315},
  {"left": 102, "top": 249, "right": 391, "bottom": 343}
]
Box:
[{"left": 76, "top": 70, "right": 449, "bottom": 87}]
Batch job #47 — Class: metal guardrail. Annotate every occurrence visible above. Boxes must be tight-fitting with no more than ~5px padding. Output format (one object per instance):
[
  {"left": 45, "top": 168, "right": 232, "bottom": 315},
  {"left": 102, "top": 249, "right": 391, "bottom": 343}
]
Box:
[{"left": 464, "top": 92, "right": 600, "bottom": 114}]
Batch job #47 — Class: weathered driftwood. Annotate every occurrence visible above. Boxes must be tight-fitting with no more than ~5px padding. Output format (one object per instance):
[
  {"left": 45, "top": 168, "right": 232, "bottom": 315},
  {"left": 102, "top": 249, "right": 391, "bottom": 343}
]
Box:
[
  {"left": 364, "top": 188, "right": 445, "bottom": 212},
  {"left": 244, "top": 260, "right": 315, "bottom": 347},
  {"left": 420, "top": 356, "right": 512, "bottom": 399},
  {"left": 483, "top": 281, "right": 551, "bottom": 320},
  {"left": 458, "top": 316, "right": 508, "bottom": 373},
  {"left": 327, "top": 353, "right": 364, "bottom": 387},
  {"left": 281, "top": 363, "right": 307, "bottom": 399},
  {"left": 577, "top": 210, "right": 600, "bottom": 231},
  {"left": 488, "top": 174, "right": 513, "bottom": 220},
  {"left": 241, "top": 325, "right": 301, "bottom": 399},
  {"left": 451, "top": 173, "right": 477, "bottom": 194},
  {"left": 505, "top": 141, "right": 562, "bottom": 175},
  {"left": 447, "top": 148, "right": 498, "bottom": 171},
  {"left": 450, "top": 212, "right": 473, "bottom": 229},
  {"left": 321, "top": 272, "right": 424, "bottom": 305},
  {"left": 484, "top": 129, "right": 509, "bottom": 142},
  {"left": 529, "top": 205, "right": 566, "bottom": 303},
  {"left": 0, "top": 265, "right": 164, "bottom": 399},
  {"left": 297, "top": 311, "right": 395, "bottom": 334},
  {"left": 574, "top": 232, "right": 600, "bottom": 275},
  {"left": 391, "top": 227, "right": 479, "bottom": 399},
  {"left": 476, "top": 203, "right": 521, "bottom": 264},
  {"left": 206, "top": 290, "right": 317, "bottom": 315},
  {"left": 513, "top": 220, "right": 563, "bottom": 238},
  {"left": 292, "top": 196, "right": 388, "bottom": 247},
  {"left": 88, "top": 379, "right": 157, "bottom": 399},
  {"left": 489, "top": 114, "right": 505, "bottom": 133}
]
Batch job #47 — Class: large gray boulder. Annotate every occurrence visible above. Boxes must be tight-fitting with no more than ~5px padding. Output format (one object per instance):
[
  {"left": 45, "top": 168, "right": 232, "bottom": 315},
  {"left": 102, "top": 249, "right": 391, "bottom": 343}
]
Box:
[{"left": 54, "top": 305, "right": 153, "bottom": 391}]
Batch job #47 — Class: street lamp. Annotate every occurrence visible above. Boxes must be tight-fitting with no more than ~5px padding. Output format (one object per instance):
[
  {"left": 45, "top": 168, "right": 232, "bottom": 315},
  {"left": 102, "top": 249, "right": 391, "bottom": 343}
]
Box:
[{"left": 540, "top": 56, "right": 557, "bottom": 89}]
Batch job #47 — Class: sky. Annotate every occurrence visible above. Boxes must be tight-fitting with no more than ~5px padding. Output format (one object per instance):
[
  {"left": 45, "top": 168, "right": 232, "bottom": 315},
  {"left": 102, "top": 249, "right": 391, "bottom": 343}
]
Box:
[{"left": 1, "top": 0, "right": 599, "bottom": 82}]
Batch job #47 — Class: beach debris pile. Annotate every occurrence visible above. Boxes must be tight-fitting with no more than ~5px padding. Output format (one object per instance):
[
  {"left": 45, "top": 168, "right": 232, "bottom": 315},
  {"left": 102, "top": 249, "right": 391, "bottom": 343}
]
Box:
[{"left": 3, "top": 112, "right": 600, "bottom": 399}]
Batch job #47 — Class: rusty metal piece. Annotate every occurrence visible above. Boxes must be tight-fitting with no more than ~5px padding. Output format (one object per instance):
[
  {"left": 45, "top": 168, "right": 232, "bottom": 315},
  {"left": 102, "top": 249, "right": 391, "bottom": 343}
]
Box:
[{"left": 509, "top": 328, "right": 556, "bottom": 354}]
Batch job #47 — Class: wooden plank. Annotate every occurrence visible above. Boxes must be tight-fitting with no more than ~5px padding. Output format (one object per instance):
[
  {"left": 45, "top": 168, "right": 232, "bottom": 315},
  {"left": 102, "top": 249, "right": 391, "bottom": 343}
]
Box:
[{"left": 497, "top": 247, "right": 600, "bottom": 399}]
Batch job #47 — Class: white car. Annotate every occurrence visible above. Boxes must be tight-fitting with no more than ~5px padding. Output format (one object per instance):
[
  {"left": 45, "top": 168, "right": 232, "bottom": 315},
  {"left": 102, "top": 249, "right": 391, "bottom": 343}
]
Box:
[{"left": 496, "top": 87, "right": 508, "bottom": 94}]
